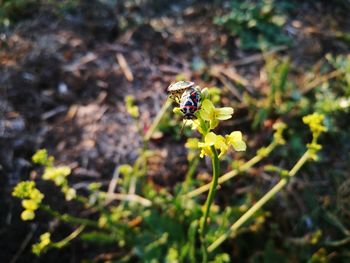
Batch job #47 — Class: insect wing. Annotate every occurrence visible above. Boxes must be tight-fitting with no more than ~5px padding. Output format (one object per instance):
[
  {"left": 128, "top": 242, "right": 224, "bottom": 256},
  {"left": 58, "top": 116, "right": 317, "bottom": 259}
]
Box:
[{"left": 167, "top": 81, "right": 194, "bottom": 92}]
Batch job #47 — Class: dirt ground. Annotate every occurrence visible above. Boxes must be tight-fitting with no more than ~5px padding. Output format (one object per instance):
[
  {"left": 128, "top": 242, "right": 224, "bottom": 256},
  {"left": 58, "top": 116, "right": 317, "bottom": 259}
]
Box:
[{"left": 1, "top": 0, "right": 349, "bottom": 262}]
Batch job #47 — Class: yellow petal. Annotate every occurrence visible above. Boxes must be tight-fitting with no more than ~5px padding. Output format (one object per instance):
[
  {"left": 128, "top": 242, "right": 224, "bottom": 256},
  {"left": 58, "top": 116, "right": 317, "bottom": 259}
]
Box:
[
  {"left": 229, "top": 131, "right": 243, "bottom": 141},
  {"left": 65, "top": 188, "right": 76, "bottom": 201},
  {"left": 29, "top": 189, "right": 44, "bottom": 203},
  {"left": 227, "top": 131, "right": 246, "bottom": 151},
  {"left": 200, "top": 109, "right": 211, "bottom": 121},
  {"left": 202, "top": 99, "right": 215, "bottom": 110},
  {"left": 215, "top": 107, "right": 234, "bottom": 120},
  {"left": 200, "top": 100, "right": 215, "bottom": 120},
  {"left": 209, "top": 119, "right": 219, "bottom": 130},
  {"left": 200, "top": 147, "right": 213, "bottom": 158},
  {"left": 22, "top": 199, "right": 38, "bottom": 211},
  {"left": 21, "top": 210, "right": 35, "bottom": 221},
  {"left": 232, "top": 140, "right": 247, "bottom": 151},
  {"left": 215, "top": 135, "right": 228, "bottom": 158},
  {"left": 215, "top": 135, "right": 227, "bottom": 150},
  {"left": 205, "top": 132, "right": 217, "bottom": 145}
]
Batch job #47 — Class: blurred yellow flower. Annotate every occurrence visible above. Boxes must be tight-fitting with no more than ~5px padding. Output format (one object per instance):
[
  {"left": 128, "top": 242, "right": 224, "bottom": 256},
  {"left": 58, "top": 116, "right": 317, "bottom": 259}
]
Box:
[
  {"left": 21, "top": 210, "right": 35, "bottom": 221},
  {"left": 43, "top": 166, "right": 71, "bottom": 186},
  {"left": 32, "top": 233, "right": 51, "bottom": 256},
  {"left": 13, "top": 181, "right": 44, "bottom": 221},
  {"left": 22, "top": 199, "right": 38, "bottom": 211},
  {"left": 125, "top": 95, "right": 139, "bottom": 118},
  {"left": 185, "top": 138, "right": 199, "bottom": 149},
  {"left": 302, "top": 113, "right": 327, "bottom": 137}
]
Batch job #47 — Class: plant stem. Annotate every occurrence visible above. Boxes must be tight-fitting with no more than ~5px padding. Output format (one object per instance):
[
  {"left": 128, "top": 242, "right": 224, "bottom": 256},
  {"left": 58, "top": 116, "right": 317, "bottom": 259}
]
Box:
[
  {"left": 53, "top": 225, "right": 85, "bottom": 249},
  {"left": 144, "top": 98, "right": 171, "bottom": 141},
  {"left": 208, "top": 151, "right": 310, "bottom": 253},
  {"left": 181, "top": 156, "right": 200, "bottom": 194},
  {"left": 199, "top": 146, "right": 220, "bottom": 263},
  {"left": 40, "top": 205, "right": 99, "bottom": 228},
  {"left": 184, "top": 141, "right": 278, "bottom": 198}
]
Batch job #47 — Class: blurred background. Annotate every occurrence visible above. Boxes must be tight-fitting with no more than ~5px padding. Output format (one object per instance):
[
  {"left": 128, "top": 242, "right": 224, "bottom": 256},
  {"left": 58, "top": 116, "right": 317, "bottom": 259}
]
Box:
[{"left": 1, "top": 0, "right": 350, "bottom": 262}]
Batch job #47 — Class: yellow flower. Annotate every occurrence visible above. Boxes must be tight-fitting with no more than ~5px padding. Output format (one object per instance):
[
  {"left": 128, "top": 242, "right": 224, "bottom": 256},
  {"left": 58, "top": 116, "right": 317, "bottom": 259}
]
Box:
[
  {"left": 43, "top": 166, "right": 71, "bottom": 186},
  {"left": 32, "top": 149, "right": 54, "bottom": 166},
  {"left": 214, "top": 135, "right": 229, "bottom": 158},
  {"left": 199, "top": 100, "right": 234, "bottom": 130},
  {"left": 13, "top": 181, "right": 44, "bottom": 221},
  {"left": 272, "top": 122, "right": 286, "bottom": 145},
  {"left": 125, "top": 95, "right": 139, "bottom": 118},
  {"left": 302, "top": 113, "right": 327, "bottom": 137},
  {"left": 198, "top": 132, "right": 230, "bottom": 158},
  {"left": 62, "top": 187, "right": 76, "bottom": 201},
  {"left": 12, "top": 181, "right": 36, "bottom": 199},
  {"left": 21, "top": 210, "right": 35, "bottom": 221},
  {"left": 118, "top": 164, "right": 133, "bottom": 176},
  {"left": 226, "top": 131, "right": 247, "bottom": 151},
  {"left": 30, "top": 189, "right": 44, "bottom": 203},
  {"left": 22, "top": 199, "right": 39, "bottom": 211},
  {"left": 198, "top": 132, "right": 217, "bottom": 158},
  {"left": 32, "top": 233, "right": 51, "bottom": 256}
]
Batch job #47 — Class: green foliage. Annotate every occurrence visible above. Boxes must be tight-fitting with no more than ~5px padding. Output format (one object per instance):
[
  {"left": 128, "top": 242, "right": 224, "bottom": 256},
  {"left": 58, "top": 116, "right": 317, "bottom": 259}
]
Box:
[
  {"left": 214, "top": 0, "right": 292, "bottom": 50},
  {"left": 244, "top": 53, "right": 350, "bottom": 152},
  {"left": 0, "top": 0, "right": 78, "bottom": 27},
  {"left": 0, "top": 0, "right": 37, "bottom": 26},
  {"left": 245, "top": 55, "right": 295, "bottom": 129}
]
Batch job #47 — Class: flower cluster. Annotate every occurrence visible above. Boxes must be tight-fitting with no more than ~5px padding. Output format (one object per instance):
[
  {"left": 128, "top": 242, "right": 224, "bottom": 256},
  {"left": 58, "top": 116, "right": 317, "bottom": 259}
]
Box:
[
  {"left": 195, "top": 97, "right": 246, "bottom": 159},
  {"left": 33, "top": 149, "right": 76, "bottom": 201},
  {"left": 272, "top": 122, "right": 287, "bottom": 145},
  {"left": 302, "top": 113, "right": 327, "bottom": 160},
  {"left": 32, "top": 232, "right": 51, "bottom": 256},
  {"left": 12, "top": 181, "right": 44, "bottom": 221},
  {"left": 171, "top": 86, "right": 246, "bottom": 159},
  {"left": 32, "top": 149, "right": 54, "bottom": 166},
  {"left": 198, "top": 131, "right": 246, "bottom": 158},
  {"left": 257, "top": 121, "right": 286, "bottom": 157},
  {"left": 302, "top": 113, "right": 327, "bottom": 139}
]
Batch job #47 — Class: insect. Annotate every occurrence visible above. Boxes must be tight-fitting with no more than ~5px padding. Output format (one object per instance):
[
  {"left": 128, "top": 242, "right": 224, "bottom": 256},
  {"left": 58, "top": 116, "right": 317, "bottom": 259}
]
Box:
[
  {"left": 179, "top": 86, "right": 202, "bottom": 119},
  {"left": 167, "top": 81, "right": 194, "bottom": 103}
]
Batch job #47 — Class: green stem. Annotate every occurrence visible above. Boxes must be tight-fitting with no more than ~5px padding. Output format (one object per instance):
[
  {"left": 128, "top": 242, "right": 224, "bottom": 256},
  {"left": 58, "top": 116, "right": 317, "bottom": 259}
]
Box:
[
  {"left": 208, "top": 151, "right": 310, "bottom": 253},
  {"left": 144, "top": 98, "right": 171, "bottom": 141},
  {"left": 181, "top": 156, "right": 200, "bottom": 194},
  {"left": 40, "top": 205, "right": 99, "bottom": 228},
  {"left": 53, "top": 225, "right": 85, "bottom": 249},
  {"left": 199, "top": 146, "right": 220, "bottom": 263}
]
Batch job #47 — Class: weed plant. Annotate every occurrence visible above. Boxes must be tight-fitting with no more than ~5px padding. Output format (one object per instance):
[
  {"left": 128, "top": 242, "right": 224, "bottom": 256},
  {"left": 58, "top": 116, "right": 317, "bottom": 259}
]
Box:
[
  {"left": 214, "top": 0, "right": 292, "bottom": 50},
  {"left": 12, "top": 85, "right": 327, "bottom": 262}
]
